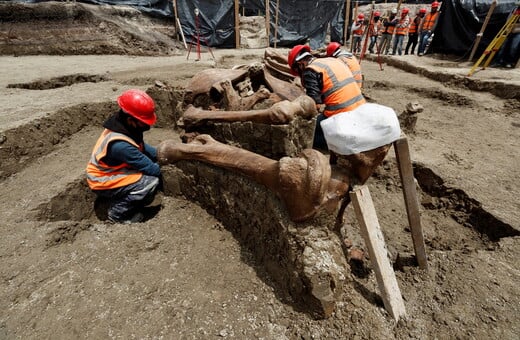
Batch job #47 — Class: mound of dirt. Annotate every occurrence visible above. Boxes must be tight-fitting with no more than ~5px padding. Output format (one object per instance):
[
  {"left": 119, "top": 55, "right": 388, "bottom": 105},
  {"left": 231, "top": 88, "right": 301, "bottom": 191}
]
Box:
[{"left": 0, "top": 1, "right": 182, "bottom": 56}]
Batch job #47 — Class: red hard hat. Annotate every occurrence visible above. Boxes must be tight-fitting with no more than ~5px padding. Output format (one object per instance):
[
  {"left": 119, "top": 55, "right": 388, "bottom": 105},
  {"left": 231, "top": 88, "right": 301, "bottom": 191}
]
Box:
[
  {"left": 431, "top": 1, "right": 440, "bottom": 8},
  {"left": 326, "top": 42, "right": 341, "bottom": 57},
  {"left": 117, "top": 89, "right": 156, "bottom": 125},
  {"left": 402, "top": 7, "right": 410, "bottom": 14},
  {"left": 357, "top": 13, "right": 365, "bottom": 19},
  {"left": 288, "top": 45, "right": 311, "bottom": 76},
  {"left": 374, "top": 11, "right": 381, "bottom": 17},
  {"left": 419, "top": 8, "right": 427, "bottom": 14}
]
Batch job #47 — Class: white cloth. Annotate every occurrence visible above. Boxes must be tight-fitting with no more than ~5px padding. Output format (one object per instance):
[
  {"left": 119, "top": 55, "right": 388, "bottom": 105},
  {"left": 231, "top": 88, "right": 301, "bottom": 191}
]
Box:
[{"left": 320, "top": 103, "right": 401, "bottom": 155}]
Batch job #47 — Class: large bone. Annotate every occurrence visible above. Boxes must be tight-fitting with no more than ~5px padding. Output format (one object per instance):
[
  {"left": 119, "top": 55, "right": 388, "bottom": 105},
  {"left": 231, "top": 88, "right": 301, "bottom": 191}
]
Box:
[
  {"left": 157, "top": 135, "right": 351, "bottom": 222},
  {"left": 181, "top": 95, "right": 317, "bottom": 128},
  {"left": 184, "top": 68, "right": 248, "bottom": 105},
  {"left": 220, "top": 79, "right": 271, "bottom": 111}
]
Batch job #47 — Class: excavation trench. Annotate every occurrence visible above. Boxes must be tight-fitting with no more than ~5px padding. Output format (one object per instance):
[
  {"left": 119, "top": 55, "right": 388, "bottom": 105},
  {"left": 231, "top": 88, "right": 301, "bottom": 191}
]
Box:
[{"left": 19, "top": 84, "right": 517, "bottom": 319}]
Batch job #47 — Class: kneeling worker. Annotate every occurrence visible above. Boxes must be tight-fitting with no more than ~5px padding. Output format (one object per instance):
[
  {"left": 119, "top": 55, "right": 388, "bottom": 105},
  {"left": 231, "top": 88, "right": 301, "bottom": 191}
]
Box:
[{"left": 86, "top": 89, "right": 161, "bottom": 223}]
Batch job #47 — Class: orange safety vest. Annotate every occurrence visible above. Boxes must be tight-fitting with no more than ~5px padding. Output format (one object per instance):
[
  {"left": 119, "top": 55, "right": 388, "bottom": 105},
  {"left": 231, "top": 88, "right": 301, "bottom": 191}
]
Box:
[
  {"left": 337, "top": 52, "right": 363, "bottom": 89},
  {"left": 383, "top": 18, "right": 396, "bottom": 34},
  {"left": 408, "top": 16, "right": 420, "bottom": 34},
  {"left": 307, "top": 58, "right": 366, "bottom": 117},
  {"left": 86, "top": 129, "right": 144, "bottom": 190},
  {"left": 353, "top": 22, "right": 365, "bottom": 36},
  {"left": 395, "top": 16, "right": 409, "bottom": 35},
  {"left": 370, "top": 20, "right": 381, "bottom": 36},
  {"left": 422, "top": 11, "right": 439, "bottom": 31}
]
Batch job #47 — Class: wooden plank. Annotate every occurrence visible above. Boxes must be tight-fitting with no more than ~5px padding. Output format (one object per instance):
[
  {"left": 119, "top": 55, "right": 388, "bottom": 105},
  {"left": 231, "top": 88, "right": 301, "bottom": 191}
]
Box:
[
  {"left": 393, "top": 137, "right": 428, "bottom": 269},
  {"left": 350, "top": 185, "right": 407, "bottom": 321},
  {"left": 274, "top": 0, "right": 280, "bottom": 48},
  {"left": 234, "top": 0, "right": 240, "bottom": 48},
  {"left": 265, "top": 0, "right": 270, "bottom": 47},
  {"left": 343, "top": 0, "right": 350, "bottom": 46}
]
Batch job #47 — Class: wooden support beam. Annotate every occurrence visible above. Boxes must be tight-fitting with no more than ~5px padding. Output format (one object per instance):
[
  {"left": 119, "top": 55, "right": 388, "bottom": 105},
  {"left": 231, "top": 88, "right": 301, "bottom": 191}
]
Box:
[
  {"left": 350, "top": 185, "right": 407, "bottom": 321},
  {"left": 274, "top": 0, "right": 280, "bottom": 48},
  {"left": 393, "top": 137, "right": 428, "bottom": 270},
  {"left": 234, "top": 0, "right": 240, "bottom": 48},
  {"left": 344, "top": 0, "right": 351, "bottom": 46},
  {"left": 265, "top": 0, "right": 270, "bottom": 47}
]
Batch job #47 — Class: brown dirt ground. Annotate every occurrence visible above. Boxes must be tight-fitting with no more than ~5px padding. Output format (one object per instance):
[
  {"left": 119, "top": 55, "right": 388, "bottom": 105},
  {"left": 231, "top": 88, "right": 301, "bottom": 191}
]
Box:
[{"left": 0, "top": 2, "right": 519, "bottom": 339}]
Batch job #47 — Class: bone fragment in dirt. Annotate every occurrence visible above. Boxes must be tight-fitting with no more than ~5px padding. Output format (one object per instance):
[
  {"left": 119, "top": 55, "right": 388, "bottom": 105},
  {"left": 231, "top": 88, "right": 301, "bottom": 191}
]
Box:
[
  {"left": 181, "top": 95, "right": 318, "bottom": 128},
  {"left": 220, "top": 79, "right": 270, "bottom": 111},
  {"left": 156, "top": 135, "right": 351, "bottom": 222}
]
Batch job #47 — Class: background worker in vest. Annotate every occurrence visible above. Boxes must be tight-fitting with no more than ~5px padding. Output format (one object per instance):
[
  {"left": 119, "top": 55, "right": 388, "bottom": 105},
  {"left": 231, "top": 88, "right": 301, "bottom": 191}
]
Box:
[
  {"left": 86, "top": 89, "right": 162, "bottom": 224},
  {"left": 379, "top": 8, "right": 398, "bottom": 55},
  {"left": 391, "top": 7, "right": 410, "bottom": 55},
  {"left": 405, "top": 8, "right": 426, "bottom": 55},
  {"left": 287, "top": 45, "right": 366, "bottom": 154},
  {"left": 351, "top": 13, "right": 366, "bottom": 54},
  {"left": 368, "top": 11, "right": 382, "bottom": 54},
  {"left": 418, "top": 1, "right": 441, "bottom": 56},
  {"left": 326, "top": 41, "right": 363, "bottom": 89}
]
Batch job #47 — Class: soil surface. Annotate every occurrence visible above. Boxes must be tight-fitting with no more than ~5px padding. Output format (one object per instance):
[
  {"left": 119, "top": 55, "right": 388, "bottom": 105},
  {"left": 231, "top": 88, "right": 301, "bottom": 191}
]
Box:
[{"left": 1, "top": 2, "right": 519, "bottom": 339}]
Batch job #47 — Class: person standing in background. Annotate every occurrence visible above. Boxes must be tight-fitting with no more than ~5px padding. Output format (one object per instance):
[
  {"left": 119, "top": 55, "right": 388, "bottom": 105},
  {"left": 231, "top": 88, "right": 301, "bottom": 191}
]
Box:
[
  {"left": 405, "top": 8, "right": 425, "bottom": 55},
  {"left": 418, "top": 1, "right": 441, "bottom": 56},
  {"left": 351, "top": 13, "right": 366, "bottom": 54},
  {"left": 368, "top": 11, "right": 382, "bottom": 54},
  {"left": 392, "top": 7, "right": 410, "bottom": 55},
  {"left": 379, "top": 8, "right": 398, "bottom": 55}
]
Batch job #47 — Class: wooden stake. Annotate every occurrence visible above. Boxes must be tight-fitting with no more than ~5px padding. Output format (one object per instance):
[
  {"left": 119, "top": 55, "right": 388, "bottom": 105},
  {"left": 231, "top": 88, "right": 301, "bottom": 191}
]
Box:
[
  {"left": 274, "top": 0, "right": 280, "bottom": 48},
  {"left": 234, "top": 0, "right": 240, "bottom": 48},
  {"left": 172, "top": 0, "right": 178, "bottom": 38},
  {"left": 468, "top": 0, "right": 497, "bottom": 61},
  {"left": 177, "top": 18, "right": 187, "bottom": 49},
  {"left": 344, "top": 0, "right": 351, "bottom": 46},
  {"left": 265, "top": 0, "right": 270, "bottom": 47},
  {"left": 393, "top": 137, "right": 428, "bottom": 270},
  {"left": 350, "top": 185, "right": 407, "bottom": 321}
]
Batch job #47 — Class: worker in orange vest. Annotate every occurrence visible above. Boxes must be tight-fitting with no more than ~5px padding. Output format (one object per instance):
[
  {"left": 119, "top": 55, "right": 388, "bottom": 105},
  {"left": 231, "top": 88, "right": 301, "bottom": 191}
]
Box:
[
  {"left": 351, "top": 13, "right": 366, "bottom": 54},
  {"left": 405, "top": 8, "right": 426, "bottom": 55},
  {"left": 326, "top": 41, "right": 363, "bottom": 89},
  {"left": 391, "top": 7, "right": 410, "bottom": 55},
  {"left": 418, "top": 1, "right": 441, "bottom": 56},
  {"left": 368, "top": 11, "right": 382, "bottom": 54},
  {"left": 287, "top": 45, "right": 366, "bottom": 153},
  {"left": 379, "top": 8, "right": 398, "bottom": 55},
  {"left": 86, "top": 89, "right": 162, "bottom": 223}
]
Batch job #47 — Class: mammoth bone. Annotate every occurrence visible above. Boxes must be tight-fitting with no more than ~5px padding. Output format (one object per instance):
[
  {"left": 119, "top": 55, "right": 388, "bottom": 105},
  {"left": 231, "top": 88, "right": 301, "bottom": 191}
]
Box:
[
  {"left": 180, "top": 95, "right": 317, "bottom": 128},
  {"left": 157, "top": 134, "right": 390, "bottom": 222}
]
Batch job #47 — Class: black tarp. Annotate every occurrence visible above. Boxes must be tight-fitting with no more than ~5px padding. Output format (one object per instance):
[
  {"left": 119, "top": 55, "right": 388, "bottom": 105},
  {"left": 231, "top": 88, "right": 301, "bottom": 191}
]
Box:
[
  {"left": 12, "top": 0, "right": 518, "bottom": 56},
  {"left": 431, "top": 0, "right": 517, "bottom": 56}
]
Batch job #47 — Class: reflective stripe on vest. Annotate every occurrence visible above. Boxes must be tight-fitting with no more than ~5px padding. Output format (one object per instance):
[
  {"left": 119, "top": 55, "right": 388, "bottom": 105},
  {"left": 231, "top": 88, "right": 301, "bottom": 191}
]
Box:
[
  {"left": 395, "top": 17, "right": 409, "bottom": 35},
  {"left": 86, "top": 129, "right": 143, "bottom": 190},
  {"left": 383, "top": 19, "right": 396, "bottom": 34},
  {"left": 422, "top": 12, "right": 438, "bottom": 31},
  {"left": 408, "top": 16, "right": 419, "bottom": 34},
  {"left": 307, "top": 58, "right": 366, "bottom": 117},
  {"left": 337, "top": 53, "right": 363, "bottom": 89},
  {"left": 353, "top": 23, "right": 364, "bottom": 36}
]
